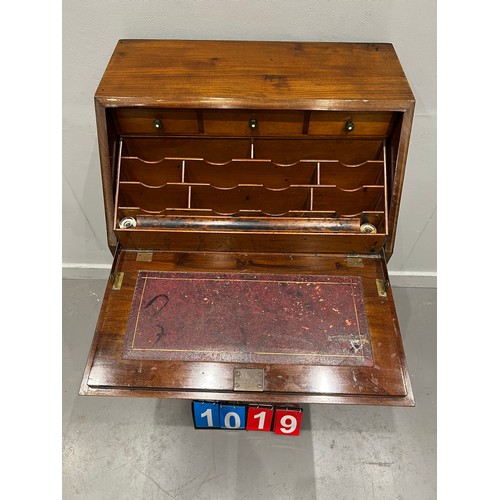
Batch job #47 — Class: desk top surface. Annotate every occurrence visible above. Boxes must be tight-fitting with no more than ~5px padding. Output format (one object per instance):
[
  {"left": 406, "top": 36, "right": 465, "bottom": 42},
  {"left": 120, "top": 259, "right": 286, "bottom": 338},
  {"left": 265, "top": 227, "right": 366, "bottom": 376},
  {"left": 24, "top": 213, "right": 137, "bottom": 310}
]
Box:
[{"left": 96, "top": 40, "right": 414, "bottom": 110}]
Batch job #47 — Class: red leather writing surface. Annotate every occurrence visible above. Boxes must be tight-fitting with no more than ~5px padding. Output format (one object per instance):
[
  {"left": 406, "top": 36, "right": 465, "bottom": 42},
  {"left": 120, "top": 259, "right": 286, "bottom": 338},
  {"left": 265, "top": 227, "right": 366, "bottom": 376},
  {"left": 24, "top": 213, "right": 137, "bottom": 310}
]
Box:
[{"left": 123, "top": 271, "right": 373, "bottom": 366}]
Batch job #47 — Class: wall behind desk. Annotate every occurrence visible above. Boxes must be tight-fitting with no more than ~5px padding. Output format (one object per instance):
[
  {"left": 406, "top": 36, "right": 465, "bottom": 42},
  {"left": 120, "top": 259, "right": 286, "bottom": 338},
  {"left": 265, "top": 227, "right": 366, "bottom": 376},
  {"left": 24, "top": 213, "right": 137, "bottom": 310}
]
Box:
[{"left": 62, "top": 0, "right": 436, "bottom": 286}]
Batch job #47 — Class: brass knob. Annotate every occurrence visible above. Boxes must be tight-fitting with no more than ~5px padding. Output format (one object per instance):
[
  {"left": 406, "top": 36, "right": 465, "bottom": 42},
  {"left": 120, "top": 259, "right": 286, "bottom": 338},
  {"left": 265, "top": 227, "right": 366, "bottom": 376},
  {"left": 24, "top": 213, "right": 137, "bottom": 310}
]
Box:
[
  {"left": 249, "top": 118, "right": 258, "bottom": 130},
  {"left": 345, "top": 120, "right": 355, "bottom": 132},
  {"left": 153, "top": 119, "right": 163, "bottom": 130}
]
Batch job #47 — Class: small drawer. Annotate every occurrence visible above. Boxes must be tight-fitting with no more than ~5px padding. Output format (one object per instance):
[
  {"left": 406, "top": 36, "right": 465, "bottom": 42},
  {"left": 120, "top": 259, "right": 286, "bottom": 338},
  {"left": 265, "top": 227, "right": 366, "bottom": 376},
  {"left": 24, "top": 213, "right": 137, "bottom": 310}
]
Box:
[
  {"left": 308, "top": 112, "right": 393, "bottom": 137},
  {"left": 114, "top": 109, "right": 200, "bottom": 135},
  {"left": 202, "top": 110, "right": 305, "bottom": 136}
]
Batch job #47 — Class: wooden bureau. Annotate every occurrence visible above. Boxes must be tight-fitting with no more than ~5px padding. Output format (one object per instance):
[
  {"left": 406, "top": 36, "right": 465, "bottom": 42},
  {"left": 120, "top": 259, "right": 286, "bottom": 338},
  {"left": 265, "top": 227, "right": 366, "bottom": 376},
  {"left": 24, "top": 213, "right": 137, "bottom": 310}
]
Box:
[{"left": 80, "top": 40, "right": 415, "bottom": 406}]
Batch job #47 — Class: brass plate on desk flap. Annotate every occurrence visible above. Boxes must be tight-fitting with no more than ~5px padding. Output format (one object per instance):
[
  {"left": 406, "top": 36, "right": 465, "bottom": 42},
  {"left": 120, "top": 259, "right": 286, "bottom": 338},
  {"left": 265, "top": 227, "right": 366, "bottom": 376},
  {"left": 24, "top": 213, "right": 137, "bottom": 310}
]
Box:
[{"left": 234, "top": 368, "right": 264, "bottom": 392}]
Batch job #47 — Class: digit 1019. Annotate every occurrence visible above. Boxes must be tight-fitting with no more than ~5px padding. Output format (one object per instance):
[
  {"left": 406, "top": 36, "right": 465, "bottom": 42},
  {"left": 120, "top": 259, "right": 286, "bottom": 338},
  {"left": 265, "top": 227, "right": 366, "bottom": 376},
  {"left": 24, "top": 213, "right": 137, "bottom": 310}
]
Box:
[{"left": 192, "top": 401, "right": 303, "bottom": 436}]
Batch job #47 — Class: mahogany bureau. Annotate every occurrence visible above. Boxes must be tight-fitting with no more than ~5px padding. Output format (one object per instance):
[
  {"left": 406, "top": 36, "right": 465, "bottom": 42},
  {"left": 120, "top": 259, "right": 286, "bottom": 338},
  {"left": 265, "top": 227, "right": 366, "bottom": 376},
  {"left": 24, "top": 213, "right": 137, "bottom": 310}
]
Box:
[{"left": 80, "top": 40, "right": 415, "bottom": 407}]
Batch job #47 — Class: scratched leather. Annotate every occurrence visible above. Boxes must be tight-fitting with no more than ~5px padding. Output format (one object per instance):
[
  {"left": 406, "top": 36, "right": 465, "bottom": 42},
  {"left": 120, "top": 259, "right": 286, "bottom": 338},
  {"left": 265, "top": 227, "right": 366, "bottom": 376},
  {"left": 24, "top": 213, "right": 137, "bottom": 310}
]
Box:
[{"left": 122, "top": 271, "right": 373, "bottom": 366}]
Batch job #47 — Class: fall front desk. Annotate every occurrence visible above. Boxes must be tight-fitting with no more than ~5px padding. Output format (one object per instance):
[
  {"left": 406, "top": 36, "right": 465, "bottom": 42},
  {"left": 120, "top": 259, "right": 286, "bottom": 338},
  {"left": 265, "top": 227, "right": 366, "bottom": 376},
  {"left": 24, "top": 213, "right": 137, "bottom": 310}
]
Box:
[{"left": 80, "top": 40, "right": 415, "bottom": 432}]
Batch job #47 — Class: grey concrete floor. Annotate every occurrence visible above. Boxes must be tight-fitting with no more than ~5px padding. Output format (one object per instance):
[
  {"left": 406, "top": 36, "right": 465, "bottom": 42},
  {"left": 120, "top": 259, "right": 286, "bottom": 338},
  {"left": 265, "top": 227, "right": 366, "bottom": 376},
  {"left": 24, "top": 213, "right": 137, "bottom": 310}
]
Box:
[{"left": 63, "top": 279, "right": 436, "bottom": 500}]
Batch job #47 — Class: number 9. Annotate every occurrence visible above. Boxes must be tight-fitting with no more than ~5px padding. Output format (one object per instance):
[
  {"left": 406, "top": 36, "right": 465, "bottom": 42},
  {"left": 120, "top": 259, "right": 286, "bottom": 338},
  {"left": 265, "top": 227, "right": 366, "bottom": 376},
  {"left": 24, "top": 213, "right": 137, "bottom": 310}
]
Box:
[{"left": 279, "top": 415, "right": 297, "bottom": 434}]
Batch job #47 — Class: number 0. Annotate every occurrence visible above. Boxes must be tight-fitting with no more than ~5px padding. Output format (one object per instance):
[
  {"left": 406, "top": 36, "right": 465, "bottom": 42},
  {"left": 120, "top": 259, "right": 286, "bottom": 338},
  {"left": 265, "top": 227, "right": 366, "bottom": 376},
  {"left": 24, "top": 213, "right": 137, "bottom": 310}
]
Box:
[
  {"left": 279, "top": 415, "right": 297, "bottom": 434},
  {"left": 224, "top": 411, "right": 241, "bottom": 428}
]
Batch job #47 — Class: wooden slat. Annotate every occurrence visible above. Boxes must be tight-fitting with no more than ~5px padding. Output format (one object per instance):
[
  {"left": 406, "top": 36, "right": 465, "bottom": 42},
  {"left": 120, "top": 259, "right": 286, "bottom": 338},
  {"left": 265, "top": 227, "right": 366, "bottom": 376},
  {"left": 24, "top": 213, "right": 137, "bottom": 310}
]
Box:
[
  {"left": 185, "top": 159, "right": 318, "bottom": 188},
  {"left": 319, "top": 161, "right": 384, "bottom": 189},
  {"left": 190, "top": 185, "right": 311, "bottom": 214},
  {"left": 120, "top": 158, "right": 184, "bottom": 184},
  {"left": 254, "top": 138, "right": 384, "bottom": 164},
  {"left": 313, "top": 186, "right": 385, "bottom": 215},
  {"left": 122, "top": 137, "right": 252, "bottom": 162},
  {"left": 118, "top": 183, "right": 189, "bottom": 211}
]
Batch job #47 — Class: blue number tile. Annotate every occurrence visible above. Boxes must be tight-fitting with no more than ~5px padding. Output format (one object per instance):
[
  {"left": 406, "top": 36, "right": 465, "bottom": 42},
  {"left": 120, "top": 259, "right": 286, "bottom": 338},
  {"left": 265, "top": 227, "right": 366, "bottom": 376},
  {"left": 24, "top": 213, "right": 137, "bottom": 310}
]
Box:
[
  {"left": 220, "top": 404, "right": 247, "bottom": 429},
  {"left": 192, "top": 401, "right": 220, "bottom": 428}
]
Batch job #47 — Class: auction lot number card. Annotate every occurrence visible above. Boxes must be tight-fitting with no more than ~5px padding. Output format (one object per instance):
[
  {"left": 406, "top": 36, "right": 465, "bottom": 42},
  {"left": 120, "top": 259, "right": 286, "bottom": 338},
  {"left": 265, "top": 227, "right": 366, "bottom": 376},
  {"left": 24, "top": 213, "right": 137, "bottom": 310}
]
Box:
[
  {"left": 192, "top": 401, "right": 220, "bottom": 428},
  {"left": 273, "top": 408, "right": 303, "bottom": 436},
  {"left": 247, "top": 405, "right": 274, "bottom": 432},
  {"left": 192, "top": 401, "right": 303, "bottom": 435}
]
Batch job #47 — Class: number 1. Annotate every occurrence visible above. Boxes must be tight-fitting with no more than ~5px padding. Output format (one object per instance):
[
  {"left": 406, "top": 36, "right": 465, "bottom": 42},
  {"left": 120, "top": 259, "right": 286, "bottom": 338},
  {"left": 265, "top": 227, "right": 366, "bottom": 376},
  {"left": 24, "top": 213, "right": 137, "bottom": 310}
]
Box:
[
  {"left": 252, "top": 411, "right": 267, "bottom": 430},
  {"left": 200, "top": 408, "right": 214, "bottom": 427}
]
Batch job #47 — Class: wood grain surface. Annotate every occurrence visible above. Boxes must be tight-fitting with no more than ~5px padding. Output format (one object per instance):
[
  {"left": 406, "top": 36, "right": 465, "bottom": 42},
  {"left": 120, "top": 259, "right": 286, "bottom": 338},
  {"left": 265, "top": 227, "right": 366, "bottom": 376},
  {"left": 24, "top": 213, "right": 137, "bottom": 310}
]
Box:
[{"left": 96, "top": 40, "right": 413, "bottom": 110}]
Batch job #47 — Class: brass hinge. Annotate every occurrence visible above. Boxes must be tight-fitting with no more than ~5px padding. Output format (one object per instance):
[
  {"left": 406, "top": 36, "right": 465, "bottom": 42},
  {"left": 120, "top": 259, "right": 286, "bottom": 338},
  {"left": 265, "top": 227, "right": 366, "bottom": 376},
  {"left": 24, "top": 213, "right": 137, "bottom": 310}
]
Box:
[
  {"left": 376, "top": 278, "right": 388, "bottom": 298},
  {"left": 111, "top": 272, "right": 124, "bottom": 290}
]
